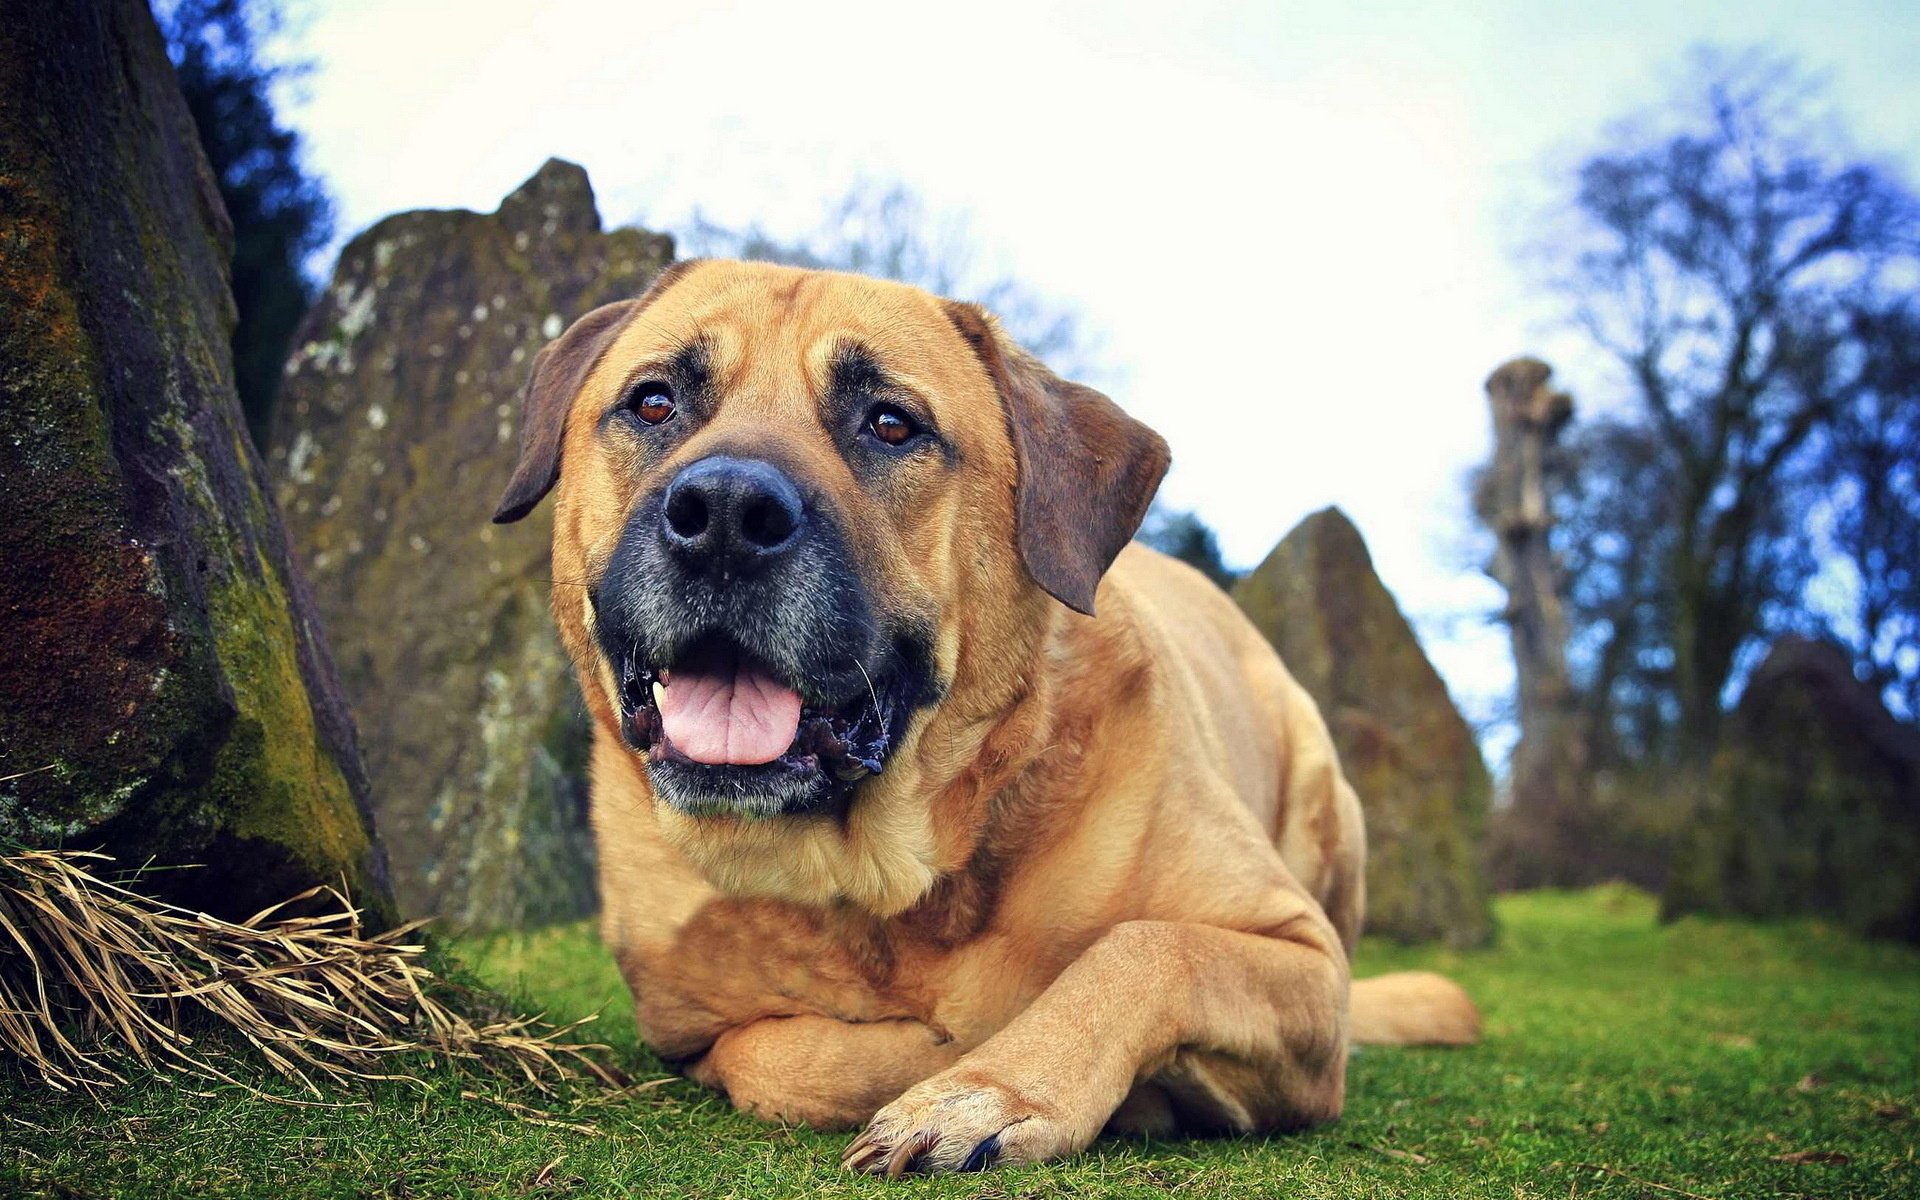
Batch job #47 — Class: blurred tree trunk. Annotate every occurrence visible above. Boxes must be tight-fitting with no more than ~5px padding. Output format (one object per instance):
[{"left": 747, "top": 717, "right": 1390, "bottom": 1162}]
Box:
[{"left": 1481, "top": 359, "right": 1595, "bottom": 875}]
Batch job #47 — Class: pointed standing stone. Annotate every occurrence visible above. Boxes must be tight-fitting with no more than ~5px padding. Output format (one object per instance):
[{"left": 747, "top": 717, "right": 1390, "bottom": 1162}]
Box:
[
  {"left": 1234, "top": 508, "right": 1494, "bottom": 947},
  {"left": 269, "top": 161, "right": 673, "bottom": 928}
]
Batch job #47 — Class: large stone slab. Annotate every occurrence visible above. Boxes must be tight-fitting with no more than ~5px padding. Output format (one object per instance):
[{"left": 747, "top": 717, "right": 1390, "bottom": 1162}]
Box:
[
  {"left": 0, "top": 0, "right": 390, "bottom": 922},
  {"left": 1234, "top": 508, "right": 1495, "bottom": 946},
  {"left": 1665, "top": 637, "right": 1920, "bottom": 942},
  {"left": 269, "top": 162, "right": 672, "bottom": 928}
]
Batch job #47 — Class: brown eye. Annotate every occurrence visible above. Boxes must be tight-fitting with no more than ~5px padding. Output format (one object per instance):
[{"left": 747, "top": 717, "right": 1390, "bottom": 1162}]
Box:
[
  {"left": 628, "top": 382, "right": 675, "bottom": 425},
  {"left": 867, "top": 403, "right": 917, "bottom": 447}
]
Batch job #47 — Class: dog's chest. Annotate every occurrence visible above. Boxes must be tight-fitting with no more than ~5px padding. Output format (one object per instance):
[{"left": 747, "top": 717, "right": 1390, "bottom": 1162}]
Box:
[{"left": 634, "top": 884, "right": 1068, "bottom": 1055}]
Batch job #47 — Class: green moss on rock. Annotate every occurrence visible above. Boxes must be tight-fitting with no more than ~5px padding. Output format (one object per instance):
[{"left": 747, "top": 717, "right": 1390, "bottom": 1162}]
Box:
[
  {"left": 0, "top": 0, "right": 390, "bottom": 923},
  {"left": 203, "top": 556, "right": 373, "bottom": 880}
]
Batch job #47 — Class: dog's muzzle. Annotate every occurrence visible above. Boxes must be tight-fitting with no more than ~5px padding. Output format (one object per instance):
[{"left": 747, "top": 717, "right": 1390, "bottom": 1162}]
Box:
[{"left": 592, "top": 454, "right": 936, "bottom": 817}]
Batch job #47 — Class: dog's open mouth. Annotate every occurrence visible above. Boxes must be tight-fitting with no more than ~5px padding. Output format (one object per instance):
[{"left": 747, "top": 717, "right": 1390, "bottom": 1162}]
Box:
[{"left": 617, "top": 633, "right": 900, "bottom": 793}]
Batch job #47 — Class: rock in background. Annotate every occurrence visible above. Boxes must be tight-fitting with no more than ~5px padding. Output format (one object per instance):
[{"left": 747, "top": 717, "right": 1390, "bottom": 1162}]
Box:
[
  {"left": 1664, "top": 637, "right": 1920, "bottom": 943},
  {"left": 269, "top": 162, "right": 672, "bottom": 929},
  {"left": 1234, "top": 508, "right": 1495, "bottom": 947},
  {"left": 0, "top": 0, "right": 390, "bottom": 922}
]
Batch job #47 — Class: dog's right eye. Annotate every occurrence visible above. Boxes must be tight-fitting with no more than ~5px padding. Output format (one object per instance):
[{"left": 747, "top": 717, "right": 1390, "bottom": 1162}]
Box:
[
  {"left": 625, "top": 382, "right": 676, "bottom": 425},
  {"left": 866, "top": 403, "right": 919, "bottom": 447}
]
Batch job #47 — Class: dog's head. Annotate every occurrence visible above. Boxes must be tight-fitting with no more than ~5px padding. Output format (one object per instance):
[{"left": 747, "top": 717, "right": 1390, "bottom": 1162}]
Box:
[{"left": 495, "top": 260, "right": 1167, "bottom": 824}]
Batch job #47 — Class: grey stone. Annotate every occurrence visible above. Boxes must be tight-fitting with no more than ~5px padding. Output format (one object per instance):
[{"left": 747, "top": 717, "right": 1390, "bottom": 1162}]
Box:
[
  {"left": 1665, "top": 637, "right": 1920, "bottom": 942},
  {"left": 1234, "top": 508, "right": 1495, "bottom": 947}
]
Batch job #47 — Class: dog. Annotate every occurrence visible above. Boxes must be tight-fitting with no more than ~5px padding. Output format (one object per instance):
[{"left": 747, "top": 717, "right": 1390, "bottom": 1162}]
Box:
[{"left": 492, "top": 259, "right": 1479, "bottom": 1175}]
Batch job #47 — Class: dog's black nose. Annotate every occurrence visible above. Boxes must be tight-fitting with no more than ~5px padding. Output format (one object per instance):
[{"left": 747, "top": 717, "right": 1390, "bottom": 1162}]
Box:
[{"left": 660, "top": 456, "right": 806, "bottom": 572}]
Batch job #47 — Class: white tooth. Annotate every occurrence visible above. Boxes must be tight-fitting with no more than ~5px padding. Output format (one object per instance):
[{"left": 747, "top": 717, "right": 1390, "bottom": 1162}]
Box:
[{"left": 651, "top": 681, "right": 667, "bottom": 709}]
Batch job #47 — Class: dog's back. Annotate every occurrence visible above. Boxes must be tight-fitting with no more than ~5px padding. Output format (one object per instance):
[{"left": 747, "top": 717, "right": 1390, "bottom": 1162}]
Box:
[
  {"left": 1107, "top": 543, "right": 1479, "bottom": 1046},
  {"left": 1105, "top": 542, "right": 1368, "bottom": 948}
]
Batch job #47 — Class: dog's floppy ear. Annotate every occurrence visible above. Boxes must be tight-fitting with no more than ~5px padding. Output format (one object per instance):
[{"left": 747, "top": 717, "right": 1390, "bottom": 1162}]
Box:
[
  {"left": 492, "top": 261, "right": 701, "bottom": 524},
  {"left": 491, "top": 300, "right": 639, "bottom": 524},
  {"left": 944, "top": 302, "right": 1170, "bottom": 616}
]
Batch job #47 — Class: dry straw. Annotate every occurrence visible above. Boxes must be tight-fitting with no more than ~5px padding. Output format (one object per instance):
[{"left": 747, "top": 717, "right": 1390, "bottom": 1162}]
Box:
[{"left": 0, "top": 847, "right": 623, "bottom": 1100}]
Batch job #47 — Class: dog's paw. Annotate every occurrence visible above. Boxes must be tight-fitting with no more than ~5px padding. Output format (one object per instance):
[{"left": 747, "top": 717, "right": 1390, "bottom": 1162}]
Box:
[{"left": 840, "top": 1071, "right": 1080, "bottom": 1176}]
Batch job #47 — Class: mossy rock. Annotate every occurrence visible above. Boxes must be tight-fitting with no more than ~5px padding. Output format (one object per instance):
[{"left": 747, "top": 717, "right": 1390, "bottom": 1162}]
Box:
[
  {"left": 1234, "top": 508, "right": 1494, "bottom": 947},
  {"left": 0, "top": 0, "right": 390, "bottom": 923},
  {"left": 1664, "top": 637, "right": 1920, "bottom": 943},
  {"left": 267, "top": 162, "right": 673, "bottom": 929}
]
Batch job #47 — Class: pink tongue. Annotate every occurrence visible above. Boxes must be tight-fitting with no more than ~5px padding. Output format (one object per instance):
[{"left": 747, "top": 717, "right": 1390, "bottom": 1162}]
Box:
[{"left": 655, "top": 655, "right": 803, "bottom": 766}]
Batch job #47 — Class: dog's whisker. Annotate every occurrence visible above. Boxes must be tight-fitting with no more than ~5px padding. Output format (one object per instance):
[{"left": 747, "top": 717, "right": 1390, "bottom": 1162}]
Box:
[{"left": 853, "top": 659, "right": 883, "bottom": 730}]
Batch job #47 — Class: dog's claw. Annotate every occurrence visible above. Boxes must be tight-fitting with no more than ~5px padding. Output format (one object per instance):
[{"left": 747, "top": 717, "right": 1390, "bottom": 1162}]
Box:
[
  {"left": 884, "top": 1128, "right": 937, "bottom": 1178},
  {"left": 959, "top": 1132, "right": 1002, "bottom": 1172},
  {"left": 845, "top": 1075, "right": 1069, "bottom": 1175},
  {"left": 843, "top": 1126, "right": 937, "bottom": 1177},
  {"left": 840, "top": 1135, "right": 885, "bottom": 1173}
]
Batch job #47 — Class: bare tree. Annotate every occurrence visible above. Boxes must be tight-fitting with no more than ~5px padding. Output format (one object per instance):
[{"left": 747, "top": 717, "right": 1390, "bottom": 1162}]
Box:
[
  {"left": 1534, "top": 48, "right": 1920, "bottom": 757},
  {"left": 1824, "top": 304, "right": 1920, "bottom": 719},
  {"left": 1555, "top": 417, "right": 1681, "bottom": 763}
]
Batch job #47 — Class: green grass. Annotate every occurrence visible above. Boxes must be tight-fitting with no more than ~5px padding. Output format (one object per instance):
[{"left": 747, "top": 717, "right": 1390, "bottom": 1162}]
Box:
[{"left": 4, "top": 886, "right": 1917, "bottom": 1197}]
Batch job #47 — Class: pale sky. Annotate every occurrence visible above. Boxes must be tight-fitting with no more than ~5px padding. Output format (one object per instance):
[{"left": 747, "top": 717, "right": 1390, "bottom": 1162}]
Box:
[{"left": 284, "top": 0, "right": 1920, "bottom": 754}]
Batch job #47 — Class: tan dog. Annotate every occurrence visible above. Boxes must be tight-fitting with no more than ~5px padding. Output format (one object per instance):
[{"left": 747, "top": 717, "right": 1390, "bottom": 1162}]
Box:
[{"left": 493, "top": 259, "right": 1478, "bottom": 1175}]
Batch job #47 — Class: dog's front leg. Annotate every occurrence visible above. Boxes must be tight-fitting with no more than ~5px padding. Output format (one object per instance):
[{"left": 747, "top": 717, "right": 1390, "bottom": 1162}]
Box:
[
  {"left": 842, "top": 915, "right": 1349, "bottom": 1175},
  {"left": 690, "top": 1014, "right": 962, "bottom": 1130}
]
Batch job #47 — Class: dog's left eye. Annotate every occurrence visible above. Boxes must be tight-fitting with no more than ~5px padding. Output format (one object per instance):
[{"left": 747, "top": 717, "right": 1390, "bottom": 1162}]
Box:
[
  {"left": 625, "top": 382, "right": 676, "bottom": 425},
  {"left": 866, "top": 403, "right": 918, "bottom": 447}
]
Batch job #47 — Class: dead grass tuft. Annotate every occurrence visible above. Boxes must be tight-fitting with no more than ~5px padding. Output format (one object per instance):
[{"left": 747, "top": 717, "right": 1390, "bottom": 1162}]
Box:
[{"left": 0, "top": 848, "right": 623, "bottom": 1100}]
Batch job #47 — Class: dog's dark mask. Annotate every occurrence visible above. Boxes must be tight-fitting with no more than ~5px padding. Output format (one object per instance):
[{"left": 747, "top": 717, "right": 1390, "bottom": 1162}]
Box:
[{"left": 590, "top": 467, "right": 938, "bottom": 817}]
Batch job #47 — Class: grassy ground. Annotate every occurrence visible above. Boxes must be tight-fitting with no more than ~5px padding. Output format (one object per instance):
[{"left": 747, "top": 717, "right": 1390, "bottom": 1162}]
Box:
[{"left": 3, "top": 886, "right": 1917, "bottom": 1198}]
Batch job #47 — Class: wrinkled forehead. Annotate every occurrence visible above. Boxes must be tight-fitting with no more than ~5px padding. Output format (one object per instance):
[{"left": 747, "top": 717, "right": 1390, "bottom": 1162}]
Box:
[{"left": 596, "top": 261, "right": 997, "bottom": 422}]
